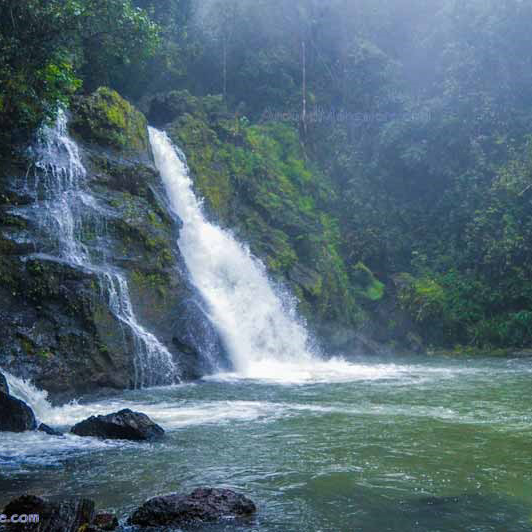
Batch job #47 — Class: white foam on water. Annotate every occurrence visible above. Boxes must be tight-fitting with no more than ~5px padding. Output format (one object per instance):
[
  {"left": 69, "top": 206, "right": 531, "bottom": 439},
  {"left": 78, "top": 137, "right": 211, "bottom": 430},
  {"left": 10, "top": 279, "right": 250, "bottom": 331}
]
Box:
[
  {"left": 0, "top": 431, "right": 133, "bottom": 468},
  {"left": 3, "top": 371, "right": 59, "bottom": 424},
  {"left": 37, "top": 398, "right": 282, "bottom": 431},
  {"left": 205, "top": 357, "right": 485, "bottom": 385},
  {"left": 2, "top": 371, "right": 283, "bottom": 430},
  {"left": 205, "top": 358, "right": 411, "bottom": 384},
  {"left": 129, "top": 400, "right": 285, "bottom": 429}
]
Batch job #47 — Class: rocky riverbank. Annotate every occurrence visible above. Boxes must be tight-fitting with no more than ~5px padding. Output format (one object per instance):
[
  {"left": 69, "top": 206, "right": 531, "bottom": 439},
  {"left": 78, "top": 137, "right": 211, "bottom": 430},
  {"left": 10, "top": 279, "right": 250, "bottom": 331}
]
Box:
[
  {"left": 0, "top": 368, "right": 259, "bottom": 530},
  {"left": 0, "top": 488, "right": 256, "bottom": 531}
]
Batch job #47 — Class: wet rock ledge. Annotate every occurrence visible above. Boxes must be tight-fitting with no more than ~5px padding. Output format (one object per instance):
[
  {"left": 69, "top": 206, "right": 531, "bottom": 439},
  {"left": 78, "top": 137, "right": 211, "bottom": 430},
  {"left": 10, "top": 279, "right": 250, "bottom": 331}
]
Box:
[{"left": 0, "top": 371, "right": 163, "bottom": 442}]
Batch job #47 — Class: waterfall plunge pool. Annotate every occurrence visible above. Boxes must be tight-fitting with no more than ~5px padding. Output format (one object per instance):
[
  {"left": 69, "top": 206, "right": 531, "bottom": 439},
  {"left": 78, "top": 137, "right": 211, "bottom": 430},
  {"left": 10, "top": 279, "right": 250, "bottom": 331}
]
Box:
[{"left": 1, "top": 354, "right": 531, "bottom": 531}]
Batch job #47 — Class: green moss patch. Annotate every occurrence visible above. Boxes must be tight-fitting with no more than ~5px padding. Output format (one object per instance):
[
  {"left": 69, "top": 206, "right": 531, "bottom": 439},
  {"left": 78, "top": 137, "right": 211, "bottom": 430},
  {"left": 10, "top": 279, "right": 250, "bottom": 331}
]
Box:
[
  {"left": 71, "top": 87, "right": 148, "bottom": 154},
  {"left": 352, "top": 262, "right": 385, "bottom": 302}
]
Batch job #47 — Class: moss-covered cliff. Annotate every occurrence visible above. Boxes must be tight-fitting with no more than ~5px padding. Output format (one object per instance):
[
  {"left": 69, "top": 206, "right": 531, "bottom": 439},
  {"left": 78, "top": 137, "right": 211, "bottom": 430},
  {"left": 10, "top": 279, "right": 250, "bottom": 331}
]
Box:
[
  {"left": 0, "top": 89, "right": 224, "bottom": 402},
  {"left": 154, "top": 91, "right": 392, "bottom": 352}
]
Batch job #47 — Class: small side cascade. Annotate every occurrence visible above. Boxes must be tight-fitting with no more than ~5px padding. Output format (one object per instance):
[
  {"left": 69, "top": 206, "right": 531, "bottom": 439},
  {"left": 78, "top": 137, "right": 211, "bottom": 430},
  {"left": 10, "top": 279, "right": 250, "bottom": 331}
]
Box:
[
  {"left": 17, "top": 110, "right": 180, "bottom": 388},
  {"left": 103, "top": 272, "right": 177, "bottom": 387},
  {"left": 30, "top": 108, "right": 88, "bottom": 265}
]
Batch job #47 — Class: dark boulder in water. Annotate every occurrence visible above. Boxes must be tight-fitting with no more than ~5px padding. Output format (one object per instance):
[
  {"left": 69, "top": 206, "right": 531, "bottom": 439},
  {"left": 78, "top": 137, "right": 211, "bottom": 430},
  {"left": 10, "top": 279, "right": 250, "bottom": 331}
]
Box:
[
  {"left": 0, "top": 391, "right": 36, "bottom": 432},
  {"left": 38, "top": 423, "right": 63, "bottom": 437},
  {"left": 70, "top": 408, "right": 164, "bottom": 441},
  {"left": 129, "top": 487, "right": 257, "bottom": 527},
  {"left": 2, "top": 495, "right": 94, "bottom": 531},
  {"left": 0, "top": 372, "right": 8, "bottom": 394}
]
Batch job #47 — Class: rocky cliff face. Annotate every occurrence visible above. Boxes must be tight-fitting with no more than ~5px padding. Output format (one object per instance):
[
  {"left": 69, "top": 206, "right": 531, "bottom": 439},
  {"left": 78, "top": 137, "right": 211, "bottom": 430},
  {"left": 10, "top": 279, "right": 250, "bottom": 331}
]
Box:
[{"left": 0, "top": 88, "right": 225, "bottom": 403}]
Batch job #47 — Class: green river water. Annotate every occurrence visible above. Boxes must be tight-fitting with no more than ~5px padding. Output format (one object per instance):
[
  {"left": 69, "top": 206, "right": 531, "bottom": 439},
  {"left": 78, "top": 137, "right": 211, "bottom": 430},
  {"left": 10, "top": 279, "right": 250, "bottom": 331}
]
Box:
[{"left": 0, "top": 354, "right": 531, "bottom": 531}]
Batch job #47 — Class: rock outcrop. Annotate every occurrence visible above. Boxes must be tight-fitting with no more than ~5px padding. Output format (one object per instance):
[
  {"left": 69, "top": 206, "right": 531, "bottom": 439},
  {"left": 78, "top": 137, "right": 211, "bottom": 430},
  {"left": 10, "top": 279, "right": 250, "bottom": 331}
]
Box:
[
  {"left": 0, "top": 392, "right": 36, "bottom": 432},
  {"left": 91, "top": 512, "right": 119, "bottom": 531},
  {"left": 129, "top": 487, "right": 257, "bottom": 527},
  {"left": 71, "top": 409, "right": 164, "bottom": 441},
  {"left": 38, "top": 423, "right": 63, "bottom": 437},
  {"left": 0, "top": 88, "right": 226, "bottom": 402}
]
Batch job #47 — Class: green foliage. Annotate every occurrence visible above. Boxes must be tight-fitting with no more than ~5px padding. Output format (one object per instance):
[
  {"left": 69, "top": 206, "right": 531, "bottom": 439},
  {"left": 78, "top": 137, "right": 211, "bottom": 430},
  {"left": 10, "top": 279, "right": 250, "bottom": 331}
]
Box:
[
  {"left": 0, "top": 0, "right": 159, "bottom": 148},
  {"left": 352, "top": 263, "right": 385, "bottom": 302},
  {"left": 5, "top": 0, "right": 532, "bottom": 350},
  {"left": 75, "top": 0, "right": 160, "bottom": 92},
  {"left": 117, "top": 0, "right": 197, "bottom": 99},
  {"left": 399, "top": 277, "right": 447, "bottom": 326},
  {"left": 398, "top": 267, "right": 532, "bottom": 349}
]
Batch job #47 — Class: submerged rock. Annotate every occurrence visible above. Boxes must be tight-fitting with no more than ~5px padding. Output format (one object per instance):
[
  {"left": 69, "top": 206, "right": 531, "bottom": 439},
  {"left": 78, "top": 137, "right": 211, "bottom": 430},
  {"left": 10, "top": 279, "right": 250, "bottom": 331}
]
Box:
[
  {"left": 70, "top": 409, "right": 164, "bottom": 441},
  {"left": 129, "top": 487, "right": 257, "bottom": 527},
  {"left": 0, "top": 392, "right": 36, "bottom": 432},
  {"left": 0, "top": 372, "right": 8, "bottom": 394},
  {"left": 91, "top": 512, "right": 119, "bottom": 531},
  {"left": 2, "top": 495, "right": 94, "bottom": 531},
  {"left": 38, "top": 423, "right": 63, "bottom": 437}
]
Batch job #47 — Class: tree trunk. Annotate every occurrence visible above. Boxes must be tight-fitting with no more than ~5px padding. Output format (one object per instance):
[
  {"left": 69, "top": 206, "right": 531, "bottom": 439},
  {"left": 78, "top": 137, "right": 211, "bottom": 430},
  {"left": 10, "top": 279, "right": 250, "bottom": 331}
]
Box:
[
  {"left": 301, "top": 39, "right": 307, "bottom": 136},
  {"left": 222, "top": 37, "right": 227, "bottom": 100}
]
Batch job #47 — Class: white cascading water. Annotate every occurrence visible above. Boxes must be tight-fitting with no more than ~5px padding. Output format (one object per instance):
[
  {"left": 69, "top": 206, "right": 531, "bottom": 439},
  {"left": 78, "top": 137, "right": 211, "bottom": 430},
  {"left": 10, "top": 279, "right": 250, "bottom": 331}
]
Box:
[
  {"left": 2, "top": 371, "right": 56, "bottom": 424},
  {"left": 32, "top": 108, "right": 88, "bottom": 265},
  {"left": 25, "top": 111, "right": 179, "bottom": 387},
  {"left": 150, "top": 128, "right": 351, "bottom": 380}
]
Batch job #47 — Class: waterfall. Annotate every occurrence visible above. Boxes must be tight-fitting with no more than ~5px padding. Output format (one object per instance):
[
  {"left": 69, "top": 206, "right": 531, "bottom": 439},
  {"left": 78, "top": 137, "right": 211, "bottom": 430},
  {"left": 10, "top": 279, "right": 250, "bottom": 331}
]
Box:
[
  {"left": 149, "top": 128, "right": 319, "bottom": 378},
  {"left": 32, "top": 108, "right": 88, "bottom": 265},
  {"left": 102, "top": 272, "right": 178, "bottom": 387},
  {"left": 23, "top": 111, "right": 179, "bottom": 388}
]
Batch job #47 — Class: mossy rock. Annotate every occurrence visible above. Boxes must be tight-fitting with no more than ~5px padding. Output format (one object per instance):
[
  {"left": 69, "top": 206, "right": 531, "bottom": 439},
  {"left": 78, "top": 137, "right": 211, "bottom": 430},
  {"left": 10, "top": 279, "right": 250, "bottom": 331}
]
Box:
[
  {"left": 352, "top": 262, "right": 385, "bottom": 302},
  {"left": 70, "top": 87, "right": 149, "bottom": 156}
]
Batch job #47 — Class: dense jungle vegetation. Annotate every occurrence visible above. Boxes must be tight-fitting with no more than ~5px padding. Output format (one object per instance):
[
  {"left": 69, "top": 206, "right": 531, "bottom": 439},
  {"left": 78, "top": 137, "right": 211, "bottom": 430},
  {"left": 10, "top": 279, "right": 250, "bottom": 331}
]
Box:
[{"left": 2, "top": 0, "right": 532, "bottom": 351}]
